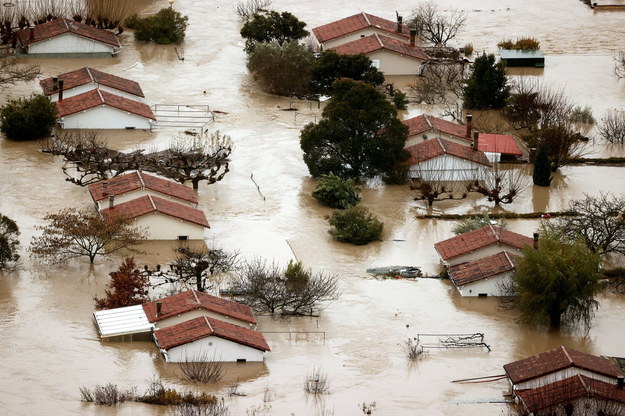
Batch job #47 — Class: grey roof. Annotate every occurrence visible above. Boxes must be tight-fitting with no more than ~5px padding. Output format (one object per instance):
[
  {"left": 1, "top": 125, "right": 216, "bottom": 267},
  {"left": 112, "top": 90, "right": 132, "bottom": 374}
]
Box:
[
  {"left": 499, "top": 49, "right": 544, "bottom": 59},
  {"left": 93, "top": 305, "right": 154, "bottom": 338}
]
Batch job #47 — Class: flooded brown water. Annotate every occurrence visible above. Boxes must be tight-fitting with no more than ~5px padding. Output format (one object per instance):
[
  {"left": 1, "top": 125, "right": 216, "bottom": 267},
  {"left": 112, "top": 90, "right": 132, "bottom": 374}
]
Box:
[{"left": 2, "top": 0, "right": 625, "bottom": 415}]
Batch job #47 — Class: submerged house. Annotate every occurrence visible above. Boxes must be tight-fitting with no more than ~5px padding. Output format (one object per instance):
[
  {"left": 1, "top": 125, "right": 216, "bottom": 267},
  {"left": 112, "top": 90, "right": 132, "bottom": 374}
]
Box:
[
  {"left": 434, "top": 225, "right": 534, "bottom": 267},
  {"left": 403, "top": 114, "right": 473, "bottom": 147},
  {"left": 499, "top": 49, "right": 544, "bottom": 68},
  {"left": 331, "top": 33, "right": 428, "bottom": 76},
  {"left": 448, "top": 251, "right": 518, "bottom": 297},
  {"left": 477, "top": 133, "right": 523, "bottom": 163},
  {"left": 40, "top": 67, "right": 145, "bottom": 102},
  {"left": 100, "top": 195, "right": 209, "bottom": 240},
  {"left": 55, "top": 88, "right": 156, "bottom": 129},
  {"left": 89, "top": 172, "right": 198, "bottom": 212},
  {"left": 404, "top": 137, "right": 491, "bottom": 181},
  {"left": 153, "top": 316, "right": 270, "bottom": 363},
  {"left": 312, "top": 12, "right": 411, "bottom": 50},
  {"left": 15, "top": 18, "right": 121, "bottom": 56}
]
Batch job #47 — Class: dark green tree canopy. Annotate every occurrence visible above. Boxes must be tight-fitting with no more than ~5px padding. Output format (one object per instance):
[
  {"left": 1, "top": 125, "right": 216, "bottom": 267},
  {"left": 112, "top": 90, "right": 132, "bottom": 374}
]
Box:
[
  {"left": 463, "top": 53, "right": 510, "bottom": 109},
  {"left": 311, "top": 51, "right": 385, "bottom": 94},
  {"left": 532, "top": 142, "right": 552, "bottom": 186},
  {"left": 126, "top": 8, "right": 189, "bottom": 44},
  {"left": 0, "top": 213, "right": 20, "bottom": 269},
  {"left": 327, "top": 205, "right": 383, "bottom": 245},
  {"left": 512, "top": 224, "right": 601, "bottom": 329},
  {"left": 300, "top": 79, "right": 408, "bottom": 179},
  {"left": 0, "top": 94, "right": 57, "bottom": 141},
  {"left": 240, "top": 11, "right": 308, "bottom": 53},
  {"left": 312, "top": 173, "right": 361, "bottom": 209}
]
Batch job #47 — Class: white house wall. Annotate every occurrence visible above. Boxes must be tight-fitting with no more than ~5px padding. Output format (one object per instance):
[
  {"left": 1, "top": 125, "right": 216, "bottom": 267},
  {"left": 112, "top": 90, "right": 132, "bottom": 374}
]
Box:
[
  {"left": 367, "top": 50, "right": 423, "bottom": 76},
  {"left": 51, "top": 85, "right": 144, "bottom": 102},
  {"left": 130, "top": 212, "right": 206, "bottom": 240},
  {"left": 514, "top": 368, "right": 618, "bottom": 390},
  {"left": 155, "top": 310, "right": 253, "bottom": 329},
  {"left": 162, "top": 335, "right": 265, "bottom": 362},
  {"left": 321, "top": 28, "right": 408, "bottom": 49},
  {"left": 28, "top": 33, "right": 114, "bottom": 55},
  {"left": 95, "top": 189, "right": 196, "bottom": 211},
  {"left": 455, "top": 271, "right": 514, "bottom": 297},
  {"left": 58, "top": 106, "right": 152, "bottom": 129},
  {"left": 409, "top": 155, "right": 486, "bottom": 181},
  {"left": 444, "top": 244, "right": 525, "bottom": 267},
  {"left": 406, "top": 132, "right": 472, "bottom": 148}
]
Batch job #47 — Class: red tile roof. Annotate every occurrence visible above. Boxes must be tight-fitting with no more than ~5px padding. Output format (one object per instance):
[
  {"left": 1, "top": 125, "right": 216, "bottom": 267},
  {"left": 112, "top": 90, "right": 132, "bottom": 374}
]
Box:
[
  {"left": 478, "top": 133, "right": 523, "bottom": 156},
  {"left": 504, "top": 346, "right": 623, "bottom": 385},
  {"left": 153, "top": 315, "right": 270, "bottom": 352},
  {"left": 143, "top": 290, "right": 256, "bottom": 325},
  {"left": 88, "top": 172, "right": 197, "bottom": 204},
  {"left": 332, "top": 34, "right": 429, "bottom": 61},
  {"left": 40, "top": 67, "right": 144, "bottom": 98},
  {"left": 55, "top": 88, "right": 155, "bottom": 120},
  {"left": 516, "top": 375, "right": 625, "bottom": 413},
  {"left": 101, "top": 195, "right": 209, "bottom": 228},
  {"left": 448, "top": 251, "right": 518, "bottom": 286},
  {"left": 403, "top": 114, "right": 471, "bottom": 142},
  {"left": 16, "top": 18, "right": 121, "bottom": 48},
  {"left": 434, "top": 225, "right": 534, "bottom": 262},
  {"left": 312, "top": 12, "right": 410, "bottom": 43},
  {"left": 404, "top": 137, "right": 491, "bottom": 166}
]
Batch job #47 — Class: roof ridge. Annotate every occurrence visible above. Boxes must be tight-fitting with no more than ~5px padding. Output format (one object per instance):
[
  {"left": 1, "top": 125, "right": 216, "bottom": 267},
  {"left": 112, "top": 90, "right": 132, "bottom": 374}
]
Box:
[
  {"left": 191, "top": 289, "right": 201, "bottom": 305},
  {"left": 503, "top": 251, "right": 514, "bottom": 267},
  {"left": 577, "top": 373, "right": 590, "bottom": 393},
  {"left": 562, "top": 345, "right": 574, "bottom": 365},
  {"left": 63, "top": 18, "right": 69, "bottom": 31},
  {"left": 362, "top": 12, "right": 372, "bottom": 26},
  {"left": 375, "top": 33, "right": 384, "bottom": 48},
  {"left": 424, "top": 114, "right": 433, "bottom": 130},
  {"left": 85, "top": 67, "right": 95, "bottom": 83},
  {"left": 204, "top": 315, "right": 213, "bottom": 332},
  {"left": 138, "top": 171, "right": 146, "bottom": 189},
  {"left": 488, "top": 223, "right": 499, "bottom": 242},
  {"left": 96, "top": 88, "right": 104, "bottom": 104},
  {"left": 148, "top": 194, "right": 156, "bottom": 211},
  {"left": 437, "top": 137, "right": 446, "bottom": 153}
]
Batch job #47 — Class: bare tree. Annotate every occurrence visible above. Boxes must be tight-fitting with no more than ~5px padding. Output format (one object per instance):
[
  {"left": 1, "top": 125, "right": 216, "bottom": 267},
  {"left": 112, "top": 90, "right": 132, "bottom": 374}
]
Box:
[
  {"left": 303, "top": 366, "right": 330, "bottom": 395},
  {"left": 409, "top": 157, "right": 473, "bottom": 206},
  {"left": 179, "top": 352, "right": 225, "bottom": 383},
  {"left": 410, "top": 1, "right": 467, "bottom": 46},
  {"left": 234, "top": 0, "right": 272, "bottom": 22},
  {"left": 614, "top": 50, "right": 625, "bottom": 78},
  {"left": 468, "top": 164, "right": 531, "bottom": 206},
  {"left": 0, "top": 54, "right": 40, "bottom": 88},
  {"left": 597, "top": 109, "right": 625, "bottom": 144},
  {"left": 411, "top": 62, "right": 466, "bottom": 122}
]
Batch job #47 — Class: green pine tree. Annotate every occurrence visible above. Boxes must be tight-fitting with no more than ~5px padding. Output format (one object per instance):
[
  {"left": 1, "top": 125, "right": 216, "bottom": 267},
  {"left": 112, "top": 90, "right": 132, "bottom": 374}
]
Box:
[{"left": 533, "top": 143, "right": 552, "bottom": 186}]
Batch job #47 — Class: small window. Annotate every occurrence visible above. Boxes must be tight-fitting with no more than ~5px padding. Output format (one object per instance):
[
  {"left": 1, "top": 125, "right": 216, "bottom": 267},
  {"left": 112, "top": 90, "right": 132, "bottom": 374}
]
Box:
[
  {"left": 178, "top": 235, "right": 189, "bottom": 241},
  {"left": 125, "top": 126, "right": 136, "bottom": 130},
  {"left": 478, "top": 293, "right": 488, "bottom": 297},
  {"left": 237, "top": 358, "right": 247, "bottom": 363},
  {"left": 371, "top": 59, "right": 380, "bottom": 69}
]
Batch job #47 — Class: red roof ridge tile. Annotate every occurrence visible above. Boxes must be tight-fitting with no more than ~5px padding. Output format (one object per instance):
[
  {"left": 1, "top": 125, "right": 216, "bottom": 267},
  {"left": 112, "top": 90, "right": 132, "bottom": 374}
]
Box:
[
  {"left": 562, "top": 345, "right": 573, "bottom": 364},
  {"left": 204, "top": 315, "right": 212, "bottom": 332},
  {"left": 437, "top": 137, "right": 446, "bottom": 153},
  {"left": 424, "top": 114, "right": 433, "bottom": 130},
  {"left": 192, "top": 289, "right": 201, "bottom": 305},
  {"left": 362, "top": 12, "right": 371, "bottom": 26},
  {"left": 138, "top": 171, "right": 146, "bottom": 188},
  {"left": 375, "top": 32, "right": 383, "bottom": 47}
]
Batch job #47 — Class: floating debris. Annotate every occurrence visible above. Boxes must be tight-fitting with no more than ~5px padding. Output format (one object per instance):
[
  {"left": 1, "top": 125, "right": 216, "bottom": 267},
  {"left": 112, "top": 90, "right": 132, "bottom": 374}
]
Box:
[{"left": 366, "top": 266, "right": 422, "bottom": 278}]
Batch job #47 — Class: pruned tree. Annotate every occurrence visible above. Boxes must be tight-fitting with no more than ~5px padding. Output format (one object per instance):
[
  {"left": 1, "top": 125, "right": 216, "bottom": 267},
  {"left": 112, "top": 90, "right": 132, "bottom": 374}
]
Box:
[
  {"left": 94, "top": 257, "right": 149, "bottom": 309},
  {"left": 468, "top": 164, "right": 531, "bottom": 206},
  {"left": 240, "top": 10, "right": 308, "bottom": 53},
  {"left": 557, "top": 192, "right": 625, "bottom": 255},
  {"left": 410, "top": 62, "right": 465, "bottom": 105},
  {"left": 524, "top": 124, "right": 588, "bottom": 172},
  {"left": 0, "top": 212, "right": 20, "bottom": 270},
  {"left": 30, "top": 208, "right": 146, "bottom": 264},
  {"left": 614, "top": 50, "right": 625, "bottom": 78},
  {"left": 229, "top": 259, "right": 339, "bottom": 315},
  {"left": 409, "top": 158, "right": 471, "bottom": 206},
  {"left": 410, "top": 1, "right": 467, "bottom": 46},
  {"left": 0, "top": 55, "right": 40, "bottom": 89},
  {"left": 597, "top": 109, "right": 625, "bottom": 144}
]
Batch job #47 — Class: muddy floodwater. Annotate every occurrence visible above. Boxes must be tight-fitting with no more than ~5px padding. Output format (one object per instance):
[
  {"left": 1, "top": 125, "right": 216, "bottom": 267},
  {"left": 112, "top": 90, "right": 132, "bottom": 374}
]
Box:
[{"left": 2, "top": 0, "right": 625, "bottom": 415}]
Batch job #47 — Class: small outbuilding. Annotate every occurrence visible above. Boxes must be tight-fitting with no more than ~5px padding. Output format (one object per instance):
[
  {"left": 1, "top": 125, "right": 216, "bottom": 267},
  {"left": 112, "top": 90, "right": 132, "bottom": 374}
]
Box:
[
  {"left": 448, "top": 251, "right": 517, "bottom": 297},
  {"left": 434, "top": 225, "right": 534, "bottom": 267},
  {"left": 101, "top": 195, "right": 209, "bottom": 240},
  {"left": 403, "top": 114, "right": 473, "bottom": 147},
  {"left": 89, "top": 172, "right": 198, "bottom": 212},
  {"left": 153, "top": 315, "right": 270, "bottom": 362},
  {"left": 477, "top": 133, "right": 523, "bottom": 163},
  {"left": 15, "top": 18, "right": 121, "bottom": 56},
  {"left": 55, "top": 88, "right": 156, "bottom": 129},
  {"left": 331, "top": 33, "right": 428, "bottom": 75},
  {"left": 499, "top": 49, "right": 545, "bottom": 68},
  {"left": 41, "top": 67, "right": 145, "bottom": 102},
  {"left": 312, "top": 12, "right": 411, "bottom": 50},
  {"left": 93, "top": 304, "right": 155, "bottom": 342}
]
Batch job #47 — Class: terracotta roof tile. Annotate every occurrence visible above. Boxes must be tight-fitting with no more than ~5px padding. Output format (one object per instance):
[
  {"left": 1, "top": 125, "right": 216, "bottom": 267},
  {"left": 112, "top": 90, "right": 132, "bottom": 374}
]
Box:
[
  {"left": 55, "top": 88, "right": 155, "bottom": 120},
  {"left": 434, "top": 225, "right": 534, "bottom": 262},
  {"left": 101, "top": 195, "right": 209, "bottom": 228},
  {"left": 332, "top": 33, "right": 429, "bottom": 61},
  {"left": 312, "top": 12, "right": 410, "bottom": 43},
  {"left": 40, "top": 67, "right": 144, "bottom": 98},
  {"left": 88, "top": 172, "right": 197, "bottom": 204},
  {"left": 448, "top": 251, "right": 518, "bottom": 286},
  {"left": 403, "top": 114, "right": 472, "bottom": 141},
  {"left": 504, "top": 345, "right": 623, "bottom": 385},
  {"left": 143, "top": 290, "right": 256, "bottom": 325},
  {"left": 404, "top": 137, "right": 491, "bottom": 166},
  {"left": 16, "top": 18, "right": 120, "bottom": 48},
  {"left": 478, "top": 133, "right": 523, "bottom": 156},
  {"left": 153, "top": 315, "right": 270, "bottom": 352}
]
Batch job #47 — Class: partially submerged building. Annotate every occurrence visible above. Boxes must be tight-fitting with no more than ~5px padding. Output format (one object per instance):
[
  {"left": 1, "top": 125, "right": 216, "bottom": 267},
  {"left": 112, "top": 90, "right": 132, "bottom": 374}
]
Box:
[
  {"left": 448, "top": 251, "right": 517, "bottom": 297},
  {"left": 403, "top": 114, "right": 473, "bottom": 147},
  {"left": 499, "top": 49, "right": 545, "bottom": 68},
  {"left": 477, "top": 133, "right": 523, "bottom": 163}
]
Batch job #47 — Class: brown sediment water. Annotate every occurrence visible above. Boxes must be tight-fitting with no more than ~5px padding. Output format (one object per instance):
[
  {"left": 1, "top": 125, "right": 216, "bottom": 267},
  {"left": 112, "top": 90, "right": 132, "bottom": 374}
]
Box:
[{"left": 2, "top": 0, "right": 625, "bottom": 414}]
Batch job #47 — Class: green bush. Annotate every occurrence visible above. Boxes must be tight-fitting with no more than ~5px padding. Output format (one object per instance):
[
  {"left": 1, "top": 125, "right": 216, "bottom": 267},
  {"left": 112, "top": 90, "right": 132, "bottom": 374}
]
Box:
[
  {"left": 327, "top": 206, "right": 383, "bottom": 245},
  {"left": 312, "top": 173, "right": 361, "bottom": 209},
  {"left": 0, "top": 94, "right": 57, "bottom": 140},
  {"left": 497, "top": 37, "right": 540, "bottom": 51},
  {"left": 127, "top": 8, "right": 188, "bottom": 44}
]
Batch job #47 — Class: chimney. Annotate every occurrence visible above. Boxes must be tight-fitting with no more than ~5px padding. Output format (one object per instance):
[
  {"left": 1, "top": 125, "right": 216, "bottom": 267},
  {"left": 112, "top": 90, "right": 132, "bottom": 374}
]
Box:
[
  {"left": 156, "top": 301, "right": 162, "bottom": 316},
  {"left": 533, "top": 233, "right": 539, "bottom": 249},
  {"left": 102, "top": 181, "right": 108, "bottom": 196},
  {"left": 29, "top": 27, "right": 34, "bottom": 40},
  {"left": 52, "top": 77, "right": 59, "bottom": 91},
  {"left": 472, "top": 131, "right": 479, "bottom": 151},
  {"left": 409, "top": 28, "right": 416, "bottom": 46},
  {"left": 618, "top": 376, "right": 624, "bottom": 389},
  {"left": 58, "top": 79, "right": 64, "bottom": 102},
  {"left": 396, "top": 12, "right": 403, "bottom": 33},
  {"left": 108, "top": 194, "right": 114, "bottom": 209},
  {"left": 466, "top": 114, "right": 473, "bottom": 138}
]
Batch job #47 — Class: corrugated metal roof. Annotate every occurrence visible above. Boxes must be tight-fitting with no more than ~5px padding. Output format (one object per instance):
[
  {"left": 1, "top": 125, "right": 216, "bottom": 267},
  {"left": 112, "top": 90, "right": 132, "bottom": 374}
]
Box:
[{"left": 93, "top": 304, "right": 154, "bottom": 338}]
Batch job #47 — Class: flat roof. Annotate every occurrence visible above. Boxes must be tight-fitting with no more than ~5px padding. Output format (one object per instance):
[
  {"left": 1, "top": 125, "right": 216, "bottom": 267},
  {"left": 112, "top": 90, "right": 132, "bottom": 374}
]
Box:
[
  {"left": 93, "top": 304, "right": 154, "bottom": 338},
  {"left": 499, "top": 49, "right": 544, "bottom": 59}
]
